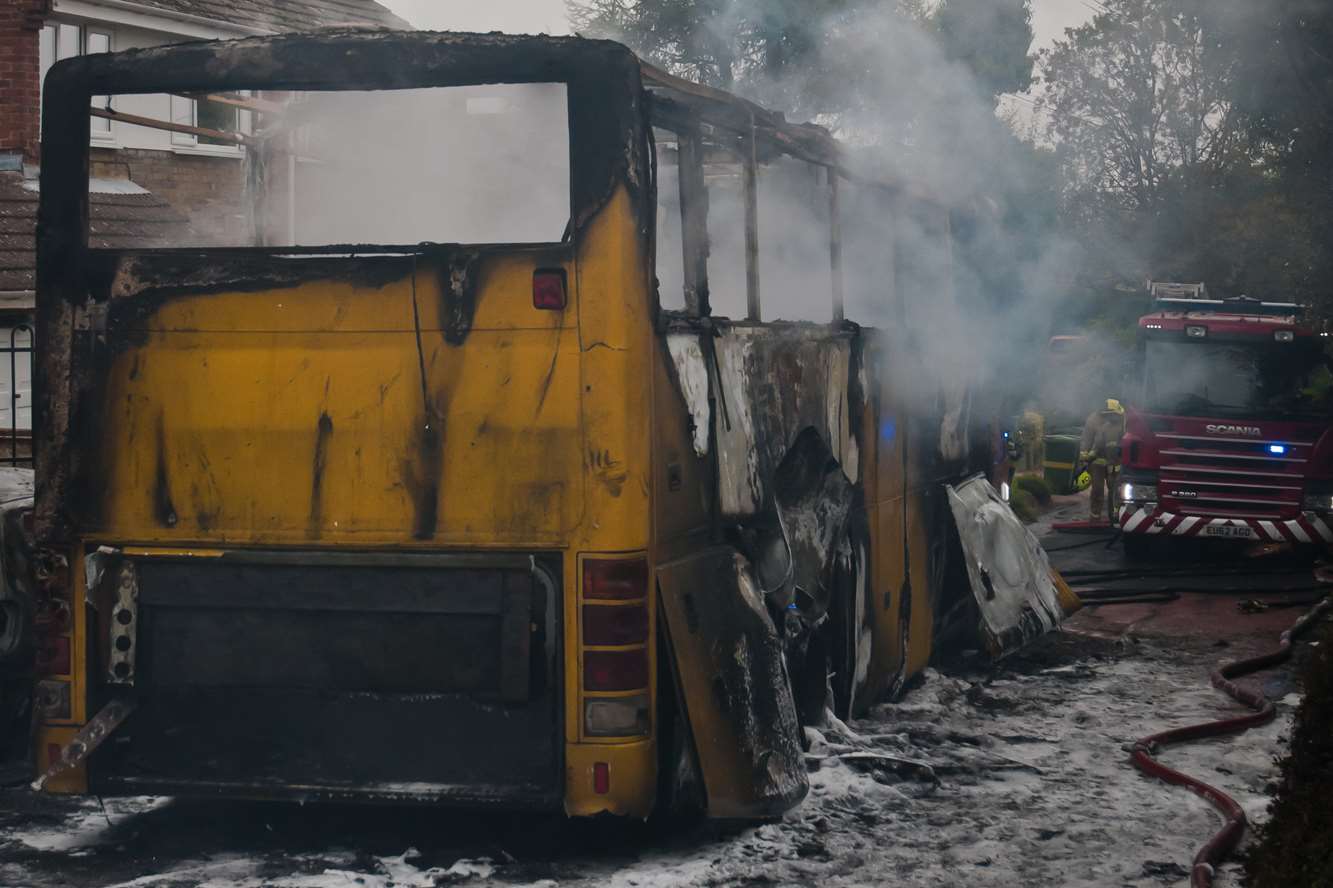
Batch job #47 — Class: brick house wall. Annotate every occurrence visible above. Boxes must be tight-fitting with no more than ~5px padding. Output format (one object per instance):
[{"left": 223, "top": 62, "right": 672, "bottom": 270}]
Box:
[
  {"left": 0, "top": 0, "right": 49, "bottom": 162},
  {"left": 91, "top": 148, "right": 253, "bottom": 245},
  {"left": 3, "top": 0, "right": 406, "bottom": 249}
]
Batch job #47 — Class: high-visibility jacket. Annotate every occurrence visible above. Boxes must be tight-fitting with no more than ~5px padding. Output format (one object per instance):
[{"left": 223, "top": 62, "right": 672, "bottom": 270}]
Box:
[{"left": 1080, "top": 408, "right": 1125, "bottom": 466}]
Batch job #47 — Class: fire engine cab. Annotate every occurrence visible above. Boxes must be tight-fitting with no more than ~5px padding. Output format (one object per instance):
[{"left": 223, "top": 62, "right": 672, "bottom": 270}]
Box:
[{"left": 1119, "top": 282, "right": 1333, "bottom": 555}]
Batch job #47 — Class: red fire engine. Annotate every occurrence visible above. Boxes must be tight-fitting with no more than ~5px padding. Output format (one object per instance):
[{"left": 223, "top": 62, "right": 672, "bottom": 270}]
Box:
[{"left": 1119, "top": 282, "right": 1333, "bottom": 555}]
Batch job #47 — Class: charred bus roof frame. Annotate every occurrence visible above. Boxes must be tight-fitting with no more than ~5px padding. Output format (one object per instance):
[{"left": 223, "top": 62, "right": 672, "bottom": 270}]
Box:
[
  {"left": 37, "top": 30, "right": 648, "bottom": 262},
  {"left": 640, "top": 61, "right": 939, "bottom": 207}
]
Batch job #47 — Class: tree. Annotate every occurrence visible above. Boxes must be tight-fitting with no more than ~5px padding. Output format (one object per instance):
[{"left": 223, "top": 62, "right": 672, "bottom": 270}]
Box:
[
  {"left": 1196, "top": 0, "right": 1333, "bottom": 171},
  {"left": 1194, "top": 0, "right": 1333, "bottom": 310},
  {"left": 1034, "top": 0, "right": 1266, "bottom": 304},
  {"left": 568, "top": 0, "right": 740, "bottom": 89},
  {"left": 567, "top": 0, "right": 1034, "bottom": 119},
  {"left": 1036, "top": 0, "right": 1333, "bottom": 312},
  {"left": 572, "top": 0, "right": 1064, "bottom": 339},
  {"left": 933, "top": 0, "right": 1034, "bottom": 101},
  {"left": 1038, "top": 0, "right": 1241, "bottom": 215},
  {"left": 568, "top": 0, "right": 865, "bottom": 100}
]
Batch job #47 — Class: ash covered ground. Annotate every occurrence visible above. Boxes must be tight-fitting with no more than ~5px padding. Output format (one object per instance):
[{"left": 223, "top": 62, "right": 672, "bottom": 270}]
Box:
[{"left": 0, "top": 506, "right": 1315, "bottom": 888}]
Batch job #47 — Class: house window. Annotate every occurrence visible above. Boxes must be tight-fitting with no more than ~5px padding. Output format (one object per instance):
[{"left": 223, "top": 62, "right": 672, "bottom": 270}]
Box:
[
  {"left": 0, "top": 326, "right": 34, "bottom": 440},
  {"left": 169, "top": 94, "right": 250, "bottom": 152},
  {"left": 39, "top": 22, "right": 114, "bottom": 138}
]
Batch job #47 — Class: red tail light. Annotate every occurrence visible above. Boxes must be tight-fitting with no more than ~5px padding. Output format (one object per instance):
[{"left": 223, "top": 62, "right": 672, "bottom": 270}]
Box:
[
  {"left": 583, "top": 649, "right": 649, "bottom": 691},
  {"left": 533, "top": 269, "right": 567, "bottom": 310},
  {"left": 582, "top": 604, "right": 648, "bottom": 646},
  {"left": 36, "top": 635, "right": 71, "bottom": 676},
  {"left": 581, "top": 556, "right": 651, "bottom": 699},
  {"left": 583, "top": 558, "right": 648, "bottom": 601},
  {"left": 34, "top": 551, "right": 73, "bottom": 686},
  {"left": 35, "top": 598, "right": 70, "bottom": 633},
  {"left": 593, "top": 761, "right": 610, "bottom": 794}
]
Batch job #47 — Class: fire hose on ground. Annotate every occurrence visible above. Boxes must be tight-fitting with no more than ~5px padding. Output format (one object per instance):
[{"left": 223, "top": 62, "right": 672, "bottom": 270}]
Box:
[
  {"left": 1059, "top": 562, "right": 1327, "bottom": 606},
  {"left": 1128, "top": 594, "right": 1333, "bottom": 888},
  {"left": 1071, "top": 587, "right": 1330, "bottom": 607}
]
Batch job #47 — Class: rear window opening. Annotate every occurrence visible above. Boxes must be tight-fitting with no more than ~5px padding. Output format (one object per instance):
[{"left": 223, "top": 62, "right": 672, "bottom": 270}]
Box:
[{"left": 87, "top": 82, "right": 572, "bottom": 250}]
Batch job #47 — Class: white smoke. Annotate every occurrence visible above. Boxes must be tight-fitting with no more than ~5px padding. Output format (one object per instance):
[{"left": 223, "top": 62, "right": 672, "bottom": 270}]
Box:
[
  {"left": 256, "top": 84, "right": 571, "bottom": 247},
  {"left": 97, "top": 12, "right": 1095, "bottom": 419},
  {"left": 641, "top": 1, "right": 1086, "bottom": 419}
]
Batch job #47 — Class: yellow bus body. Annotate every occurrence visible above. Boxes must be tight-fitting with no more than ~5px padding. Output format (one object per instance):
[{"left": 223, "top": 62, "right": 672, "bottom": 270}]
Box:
[
  {"left": 34, "top": 184, "right": 662, "bottom": 816},
  {"left": 26, "top": 31, "right": 1072, "bottom": 819}
]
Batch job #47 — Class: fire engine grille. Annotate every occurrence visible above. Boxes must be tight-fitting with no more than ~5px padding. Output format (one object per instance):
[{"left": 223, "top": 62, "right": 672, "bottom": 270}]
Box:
[{"left": 1157, "top": 434, "right": 1311, "bottom": 520}]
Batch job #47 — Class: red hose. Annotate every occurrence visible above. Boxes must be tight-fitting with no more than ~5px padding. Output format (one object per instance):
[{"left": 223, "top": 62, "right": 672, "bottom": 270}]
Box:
[{"left": 1130, "top": 595, "right": 1332, "bottom": 888}]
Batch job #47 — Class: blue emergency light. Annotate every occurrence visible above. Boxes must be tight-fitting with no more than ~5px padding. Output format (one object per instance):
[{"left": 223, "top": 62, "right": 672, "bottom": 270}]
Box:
[{"left": 1269, "top": 444, "right": 1287, "bottom": 455}]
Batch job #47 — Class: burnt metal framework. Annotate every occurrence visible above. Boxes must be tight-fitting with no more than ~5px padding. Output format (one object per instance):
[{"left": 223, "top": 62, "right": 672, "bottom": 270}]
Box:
[
  {"left": 640, "top": 62, "right": 940, "bottom": 324},
  {"left": 35, "top": 31, "right": 650, "bottom": 543}
]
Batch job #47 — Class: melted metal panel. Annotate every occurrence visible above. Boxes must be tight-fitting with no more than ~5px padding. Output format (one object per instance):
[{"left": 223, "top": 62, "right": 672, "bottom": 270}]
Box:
[
  {"left": 665, "top": 322, "right": 860, "bottom": 520},
  {"left": 657, "top": 547, "right": 808, "bottom": 818},
  {"left": 665, "top": 334, "right": 711, "bottom": 458},
  {"left": 946, "top": 475, "right": 1079, "bottom": 658}
]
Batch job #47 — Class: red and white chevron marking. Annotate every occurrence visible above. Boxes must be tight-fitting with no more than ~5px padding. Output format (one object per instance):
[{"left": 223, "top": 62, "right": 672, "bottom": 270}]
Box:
[{"left": 1118, "top": 506, "right": 1333, "bottom": 544}]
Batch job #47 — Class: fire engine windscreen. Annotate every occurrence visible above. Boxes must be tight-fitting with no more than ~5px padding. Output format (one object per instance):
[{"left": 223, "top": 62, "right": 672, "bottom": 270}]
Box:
[
  {"left": 1143, "top": 340, "right": 1327, "bottom": 418},
  {"left": 89, "top": 84, "right": 571, "bottom": 248}
]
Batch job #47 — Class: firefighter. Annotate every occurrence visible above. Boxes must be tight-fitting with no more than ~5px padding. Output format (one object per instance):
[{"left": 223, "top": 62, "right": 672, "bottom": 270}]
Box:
[{"left": 1080, "top": 398, "right": 1126, "bottom": 522}]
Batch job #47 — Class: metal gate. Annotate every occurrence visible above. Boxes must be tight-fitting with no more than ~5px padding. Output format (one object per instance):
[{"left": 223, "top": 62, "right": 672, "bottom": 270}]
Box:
[{"left": 0, "top": 325, "right": 32, "bottom": 468}]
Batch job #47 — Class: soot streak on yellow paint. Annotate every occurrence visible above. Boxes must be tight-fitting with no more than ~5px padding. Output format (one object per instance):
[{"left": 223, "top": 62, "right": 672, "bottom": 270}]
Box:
[
  {"left": 403, "top": 409, "right": 443, "bottom": 541},
  {"left": 437, "top": 255, "right": 481, "bottom": 346},
  {"left": 308, "top": 412, "right": 334, "bottom": 539},
  {"left": 589, "top": 448, "right": 628, "bottom": 498},
  {"left": 535, "top": 326, "right": 562, "bottom": 419},
  {"left": 153, "top": 410, "right": 177, "bottom": 529}
]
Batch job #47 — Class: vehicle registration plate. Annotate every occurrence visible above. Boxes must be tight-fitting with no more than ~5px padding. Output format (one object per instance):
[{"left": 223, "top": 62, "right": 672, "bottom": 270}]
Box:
[{"left": 1203, "top": 524, "right": 1255, "bottom": 539}]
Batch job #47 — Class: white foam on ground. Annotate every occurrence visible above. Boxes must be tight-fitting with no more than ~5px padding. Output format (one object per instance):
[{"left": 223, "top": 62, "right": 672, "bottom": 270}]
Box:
[{"left": 2, "top": 639, "right": 1297, "bottom": 888}]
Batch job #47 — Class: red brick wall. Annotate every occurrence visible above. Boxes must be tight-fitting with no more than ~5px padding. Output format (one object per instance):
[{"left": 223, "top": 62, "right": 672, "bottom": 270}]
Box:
[
  {"left": 0, "top": 1, "right": 49, "bottom": 162},
  {"left": 93, "top": 147, "right": 254, "bottom": 245}
]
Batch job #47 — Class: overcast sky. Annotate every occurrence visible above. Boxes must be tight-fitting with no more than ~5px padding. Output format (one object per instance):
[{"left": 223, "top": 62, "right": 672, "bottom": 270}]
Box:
[
  {"left": 381, "top": 0, "right": 568, "bottom": 35},
  {"left": 381, "top": 0, "right": 1094, "bottom": 51}
]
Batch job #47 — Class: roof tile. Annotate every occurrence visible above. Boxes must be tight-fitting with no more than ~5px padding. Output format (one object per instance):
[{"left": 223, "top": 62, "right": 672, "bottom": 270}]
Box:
[
  {"left": 128, "top": 0, "right": 410, "bottom": 33},
  {"left": 0, "top": 174, "right": 191, "bottom": 295}
]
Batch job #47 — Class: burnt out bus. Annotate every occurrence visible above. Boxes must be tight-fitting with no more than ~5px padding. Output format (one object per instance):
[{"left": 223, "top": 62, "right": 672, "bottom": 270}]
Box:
[{"left": 16, "top": 30, "right": 1074, "bottom": 817}]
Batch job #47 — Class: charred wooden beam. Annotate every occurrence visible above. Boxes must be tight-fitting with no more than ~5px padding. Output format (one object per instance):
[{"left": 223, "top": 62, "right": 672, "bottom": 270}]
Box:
[
  {"left": 176, "top": 92, "right": 289, "bottom": 116},
  {"left": 90, "top": 107, "right": 253, "bottom": 146},
  {"left": 643, "top": 61, "right": 843, "bottom": 172}
]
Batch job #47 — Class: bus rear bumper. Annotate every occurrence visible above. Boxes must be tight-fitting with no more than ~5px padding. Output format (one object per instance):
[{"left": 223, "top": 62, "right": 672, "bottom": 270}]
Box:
[
  {"left": 75, "top": 549, "right": 567, "bottom": 808},
  {"left": 563, "top": 739, "right": 656, "bottom": 819},
  {"left": 85, "top": 775, "right": 564, "bottom": 809}
]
